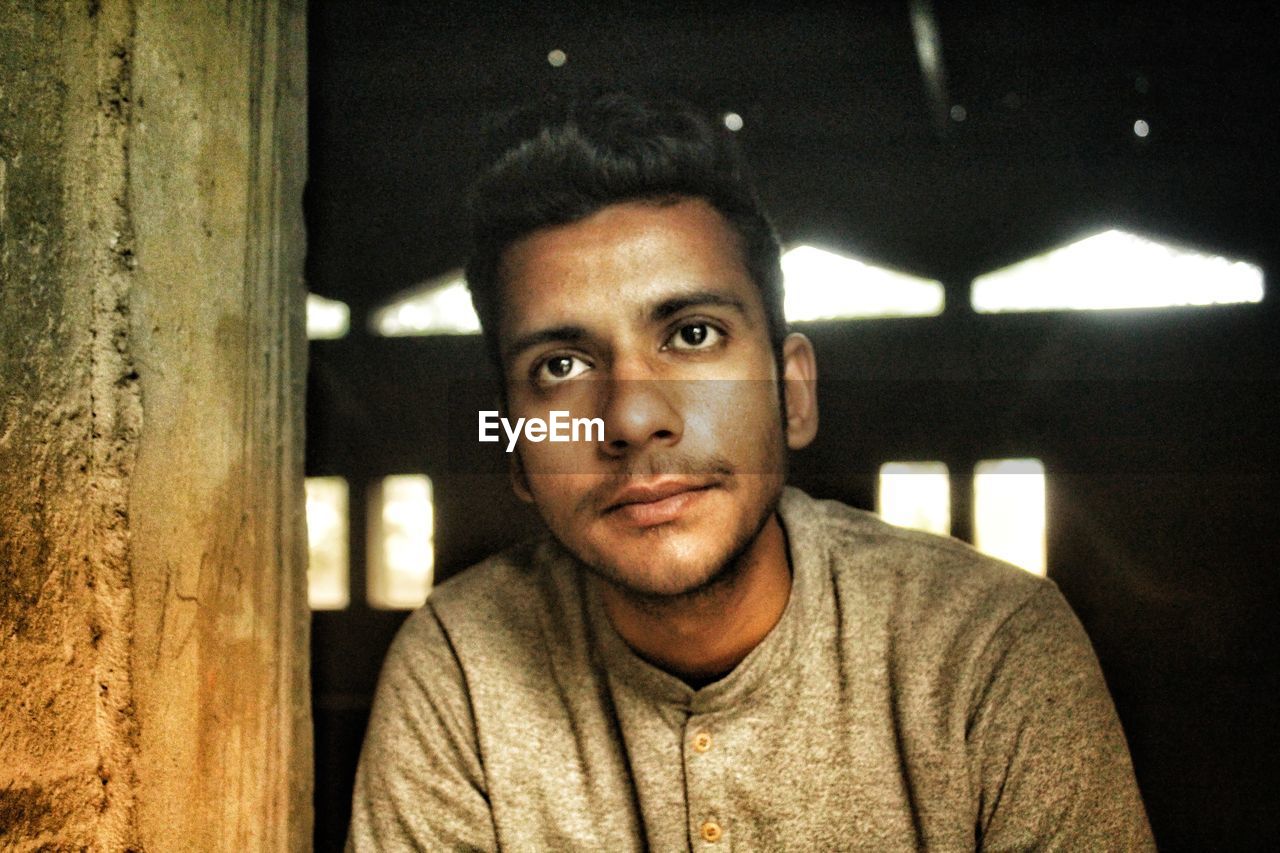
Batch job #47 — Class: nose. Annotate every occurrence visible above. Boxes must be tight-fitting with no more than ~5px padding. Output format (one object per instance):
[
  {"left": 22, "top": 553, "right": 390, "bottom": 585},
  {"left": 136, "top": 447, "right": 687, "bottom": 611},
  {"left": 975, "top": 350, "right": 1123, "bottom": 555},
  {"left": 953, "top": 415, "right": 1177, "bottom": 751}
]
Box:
[{"left": 600, "top": 377, "right": 683, "bottom": 456}]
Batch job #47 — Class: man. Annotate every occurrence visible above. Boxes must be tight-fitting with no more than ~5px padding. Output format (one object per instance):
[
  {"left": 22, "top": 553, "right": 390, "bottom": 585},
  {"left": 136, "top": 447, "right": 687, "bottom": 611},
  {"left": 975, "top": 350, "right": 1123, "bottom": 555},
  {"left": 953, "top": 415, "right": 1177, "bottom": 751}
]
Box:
[{"left": 348, "top": 94, "right": 1153, "bottom": 850}]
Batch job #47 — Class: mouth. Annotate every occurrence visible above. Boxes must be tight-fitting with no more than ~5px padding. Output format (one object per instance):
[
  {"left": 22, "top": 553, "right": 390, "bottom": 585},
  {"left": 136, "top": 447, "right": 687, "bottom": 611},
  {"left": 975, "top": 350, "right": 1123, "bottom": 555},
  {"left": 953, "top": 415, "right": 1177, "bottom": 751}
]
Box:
[{"left": 603, "top": 479, "right": 717, "bottom": 528}]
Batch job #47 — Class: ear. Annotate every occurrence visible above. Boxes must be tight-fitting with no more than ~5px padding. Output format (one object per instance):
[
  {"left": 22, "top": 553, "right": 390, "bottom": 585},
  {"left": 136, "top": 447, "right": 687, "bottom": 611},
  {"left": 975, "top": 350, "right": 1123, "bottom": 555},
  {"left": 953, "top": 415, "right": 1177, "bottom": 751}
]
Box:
[
  {"left": 509, "top": 447, "right": 535, "bottom": 504},
  {"left": 781, "top": 332, "right": 819, "bottom": 450}
]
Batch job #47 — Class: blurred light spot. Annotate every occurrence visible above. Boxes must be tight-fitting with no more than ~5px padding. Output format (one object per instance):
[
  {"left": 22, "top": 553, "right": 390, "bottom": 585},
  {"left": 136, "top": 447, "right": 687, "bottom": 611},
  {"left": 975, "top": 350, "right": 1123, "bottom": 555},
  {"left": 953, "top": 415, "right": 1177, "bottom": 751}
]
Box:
[
  {"left": 1134, "top": 74, "right": 1150, "bottom": 94},
  {"left": 723, "top": 112, "right": 744, "bottom": 132},
  {"left": 371, "top": 272, "right": 482, "bottom": 336},
  {"left": 972, "top": 229, "right": 1265, "bottom": 312},
  {"left": 547, "top": 49, "right": 567, "bottom": 67},
  {"left": 1133, "top": 119, "right": 1150, "bottom": 138},
  {"left": 368, "top": 475, "right": 434, "bottom": 610},
  {"left": 307, "top": 293, "right": 350, "bottom": 340},
  {"left": 949, "top": 104, "right": 967, "bottom": 122},
  {"left": 878, "top": 462, "right": 950, "bottom": 536},
  {"left": 974, "top": 459, "right": 1046, "bottom": 576},
  {"left": 306, "top": 477, "right": 349, "bottom": 609},
  {"left": 1001, "top": 92, "right": 1022, "bottom": 109},
  {"left": 909, "top": 2, "right": 945, "bottom": 96},
  {"left": 782, "top": 245, "right": 944, "bottom": 321}
]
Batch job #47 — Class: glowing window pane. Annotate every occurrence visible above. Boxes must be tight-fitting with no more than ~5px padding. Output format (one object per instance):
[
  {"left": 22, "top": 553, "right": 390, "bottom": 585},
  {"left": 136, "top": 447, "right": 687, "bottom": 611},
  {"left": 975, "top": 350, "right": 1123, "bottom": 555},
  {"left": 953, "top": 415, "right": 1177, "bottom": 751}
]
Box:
[
  {"left": 972, "top": 229, "right": 1264, "bottom": 313},
  {"left": 782, "top": 245, "right": 944, "bottom": 321},
  {"left": 878, "top": 462, "right": 950, "bottom": 536},
  {"left": 368, "top": 475, "right": 434, "bottom": 609},
  {"left": 305, "top": 477, "right": 349, "bottom": 609},
  {"left": 306, "top": 293, "right": 350, "bottom": 340},
  {"left": 974, "top": 459, "right": 1046, "bottom": 576},
  {"left": 371, "top": 272, "right": 481, "bottom": 336}
]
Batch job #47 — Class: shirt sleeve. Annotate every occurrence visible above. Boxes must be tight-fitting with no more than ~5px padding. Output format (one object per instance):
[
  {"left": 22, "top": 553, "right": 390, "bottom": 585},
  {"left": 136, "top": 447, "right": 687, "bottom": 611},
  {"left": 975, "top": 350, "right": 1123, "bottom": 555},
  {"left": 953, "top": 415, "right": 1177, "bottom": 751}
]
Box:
[
  {"left": 346, "top": 606, "right": 498, "bottom": 852},
  {"left": 967, "top": 584, "right": 1155, "bottom": 851}
]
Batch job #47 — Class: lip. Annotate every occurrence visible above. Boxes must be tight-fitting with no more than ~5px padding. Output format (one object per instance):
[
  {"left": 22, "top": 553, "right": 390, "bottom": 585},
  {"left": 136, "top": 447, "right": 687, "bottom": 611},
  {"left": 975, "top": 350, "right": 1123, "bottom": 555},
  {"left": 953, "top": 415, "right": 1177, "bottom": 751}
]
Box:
[{"left": 604, "top": 479, "right": 715, "bottom": 528}]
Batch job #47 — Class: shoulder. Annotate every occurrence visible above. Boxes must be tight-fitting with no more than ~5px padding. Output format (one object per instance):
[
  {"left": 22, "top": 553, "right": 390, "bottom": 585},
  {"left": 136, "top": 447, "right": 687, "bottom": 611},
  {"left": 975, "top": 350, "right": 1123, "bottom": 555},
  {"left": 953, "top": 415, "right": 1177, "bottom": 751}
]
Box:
[
  {"left": 783, "top": 488, "right": 1066, "bottom": 656},
  {"left": 790, "top": 488, "right": 1047, "bottom": 602},
  {"left": 390, "top": 534, "right": 589, "bottom": 684},
  {"left": 427, "top": 536, "right": 559, "bottom": 626},
  {"left": 786, "top": 490, "right": 1114, "bottom": 744}
]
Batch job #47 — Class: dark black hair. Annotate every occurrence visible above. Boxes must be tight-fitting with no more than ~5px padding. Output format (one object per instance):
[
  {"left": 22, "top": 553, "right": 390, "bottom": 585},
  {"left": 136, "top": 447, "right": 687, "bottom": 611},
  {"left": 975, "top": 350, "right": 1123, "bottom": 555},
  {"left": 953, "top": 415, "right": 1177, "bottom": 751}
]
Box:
[{"left": 464, "top": 92, "right": 787, "bottom": 373}]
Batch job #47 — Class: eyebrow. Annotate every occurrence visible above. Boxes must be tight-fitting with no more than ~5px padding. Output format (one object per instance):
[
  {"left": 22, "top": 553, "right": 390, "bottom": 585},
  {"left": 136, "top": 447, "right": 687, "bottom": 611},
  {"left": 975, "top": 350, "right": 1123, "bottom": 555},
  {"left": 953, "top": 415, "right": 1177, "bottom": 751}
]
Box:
[
  {"left": 649, "top": 291, "right": 749, "bottom": 323},
  {"left": 504, "top": 325, "right": 590, "bottom": 363}
]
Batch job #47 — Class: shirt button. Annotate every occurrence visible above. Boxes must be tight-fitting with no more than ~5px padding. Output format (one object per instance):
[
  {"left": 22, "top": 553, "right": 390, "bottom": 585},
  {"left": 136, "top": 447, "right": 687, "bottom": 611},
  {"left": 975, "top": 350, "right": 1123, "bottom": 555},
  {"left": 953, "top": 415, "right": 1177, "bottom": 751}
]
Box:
[
  {"left": 692, "top": 731, "right": 712, "bottom": 753},
  {"left": 700, "top": 819, "right": 723, "bottom": 843}
]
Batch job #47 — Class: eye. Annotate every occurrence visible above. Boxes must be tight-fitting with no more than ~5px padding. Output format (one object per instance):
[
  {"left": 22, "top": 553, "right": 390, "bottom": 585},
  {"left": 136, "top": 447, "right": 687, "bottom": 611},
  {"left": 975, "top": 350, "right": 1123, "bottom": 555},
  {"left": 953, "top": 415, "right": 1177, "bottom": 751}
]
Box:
[
  {"left": 666, "top": 321, "right": 724, "bottom": 351},
  {"left": 534, "top": 353, "right": 592, "bottom": 384}
]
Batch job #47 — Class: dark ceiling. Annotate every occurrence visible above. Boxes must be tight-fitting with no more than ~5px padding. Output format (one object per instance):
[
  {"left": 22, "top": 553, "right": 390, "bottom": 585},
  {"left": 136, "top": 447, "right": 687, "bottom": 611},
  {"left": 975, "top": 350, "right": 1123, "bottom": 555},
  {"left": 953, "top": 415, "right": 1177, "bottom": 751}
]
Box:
[{"left": 307, "top": 1, "right": 1280, "bottom": 322}]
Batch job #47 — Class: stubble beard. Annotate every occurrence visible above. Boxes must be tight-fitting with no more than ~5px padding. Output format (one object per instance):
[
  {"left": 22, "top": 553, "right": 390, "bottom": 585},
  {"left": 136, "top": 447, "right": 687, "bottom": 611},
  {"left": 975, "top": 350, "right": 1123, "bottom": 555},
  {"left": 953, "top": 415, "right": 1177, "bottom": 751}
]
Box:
[
  {"left": 535, "top": 459, "right": 788, "bottom": 609},
  {"left": 588, "top": 481, "right": 784, "bottom": 613}
]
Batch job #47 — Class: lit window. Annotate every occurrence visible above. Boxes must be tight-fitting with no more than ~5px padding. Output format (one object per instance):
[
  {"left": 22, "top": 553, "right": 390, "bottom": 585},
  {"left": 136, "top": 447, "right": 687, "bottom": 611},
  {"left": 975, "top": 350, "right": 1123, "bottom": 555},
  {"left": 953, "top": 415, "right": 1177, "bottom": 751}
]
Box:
[
  {"left": 306, "top": 293, "right": 350, "bottom": 340},
  {"left": 972, "top": 229, "right": 1264, "bottom": 313},
  {"left": 783, "top": 246, "right": 945, "bottom": 321},
  {"left": 367, "top": 474, "right": 434, "bottom": 609},
  {"left": 973, "top": 459, "right": 1046, "bottom": 576},
  {"left": 370, "top": 272, "right": 481, "bottom": 336},
  {"left": 305, "top": 477, "right": 349, "bottom": 609},
  {"left": 877, "top": 462, "right": 950, "bottom": 536}
]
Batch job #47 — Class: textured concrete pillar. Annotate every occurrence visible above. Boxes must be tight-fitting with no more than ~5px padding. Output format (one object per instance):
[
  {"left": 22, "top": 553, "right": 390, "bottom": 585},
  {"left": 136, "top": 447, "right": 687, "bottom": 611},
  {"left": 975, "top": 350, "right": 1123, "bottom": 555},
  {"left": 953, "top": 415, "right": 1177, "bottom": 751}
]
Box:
[{"left": 0, "top": 1, "right": 311, "bottom": 849}]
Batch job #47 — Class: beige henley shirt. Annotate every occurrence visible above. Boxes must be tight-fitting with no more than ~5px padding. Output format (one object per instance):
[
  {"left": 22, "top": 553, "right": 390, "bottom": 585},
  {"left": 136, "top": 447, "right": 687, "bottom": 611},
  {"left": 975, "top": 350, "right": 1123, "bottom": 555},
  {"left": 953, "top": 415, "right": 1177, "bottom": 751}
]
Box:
[{"left": 348, "top": 487, "right": 1153, "bottom": 851}]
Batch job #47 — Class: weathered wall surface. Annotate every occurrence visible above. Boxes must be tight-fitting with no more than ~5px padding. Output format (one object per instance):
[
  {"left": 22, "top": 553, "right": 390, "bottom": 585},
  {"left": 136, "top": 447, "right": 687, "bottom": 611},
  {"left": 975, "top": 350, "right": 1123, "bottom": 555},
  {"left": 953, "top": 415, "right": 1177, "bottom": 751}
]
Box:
[
  {"left": 0, "top": 2, "right": 122, "bottom": 846},
  {"left": 0, "top": 1, "right": 310, "bottom": 849}
]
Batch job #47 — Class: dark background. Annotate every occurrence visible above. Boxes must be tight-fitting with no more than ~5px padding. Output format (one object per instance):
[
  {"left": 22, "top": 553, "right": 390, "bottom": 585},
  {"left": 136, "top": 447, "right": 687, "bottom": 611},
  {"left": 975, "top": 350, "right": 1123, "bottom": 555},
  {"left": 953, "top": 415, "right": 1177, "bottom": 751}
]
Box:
[{"left": 306, "top": 1, "right": 1279, "bottom": 848}]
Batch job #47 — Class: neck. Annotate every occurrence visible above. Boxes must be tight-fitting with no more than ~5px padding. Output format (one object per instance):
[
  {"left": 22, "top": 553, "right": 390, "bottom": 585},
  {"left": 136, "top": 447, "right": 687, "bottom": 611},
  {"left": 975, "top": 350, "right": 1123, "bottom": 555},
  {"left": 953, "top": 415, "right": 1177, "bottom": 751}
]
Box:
[{"left": 596, "top": 514, "right": 793, "bottom": 687}]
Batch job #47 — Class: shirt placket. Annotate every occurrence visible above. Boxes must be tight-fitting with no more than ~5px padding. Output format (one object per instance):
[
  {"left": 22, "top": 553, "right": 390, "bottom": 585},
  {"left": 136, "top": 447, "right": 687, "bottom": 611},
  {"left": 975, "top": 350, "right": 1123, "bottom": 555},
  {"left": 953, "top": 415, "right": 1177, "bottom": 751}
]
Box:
[{"left": 683, "top": 712, "right": 731, "bottom": 849}]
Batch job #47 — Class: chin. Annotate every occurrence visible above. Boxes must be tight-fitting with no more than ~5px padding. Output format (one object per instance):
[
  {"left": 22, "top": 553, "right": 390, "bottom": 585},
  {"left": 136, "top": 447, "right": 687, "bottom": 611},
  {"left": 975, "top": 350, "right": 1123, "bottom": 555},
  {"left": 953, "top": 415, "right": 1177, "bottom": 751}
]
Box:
[
  {"left": 606, "top": 558, "right": 723, "bottom": 599},
  {"left": 581, "top": 526, "right": 755, "bottom": 601},
  {"left": 543, "top": 475, "right": 785, "bottom": 600}
]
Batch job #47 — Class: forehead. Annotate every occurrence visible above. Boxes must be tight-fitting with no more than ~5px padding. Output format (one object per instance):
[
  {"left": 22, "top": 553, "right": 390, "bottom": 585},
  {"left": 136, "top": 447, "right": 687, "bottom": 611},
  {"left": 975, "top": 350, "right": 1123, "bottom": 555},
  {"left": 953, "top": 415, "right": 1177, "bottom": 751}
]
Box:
[{"left": 495, "top": 198, "right": 759, "bottom": 343}]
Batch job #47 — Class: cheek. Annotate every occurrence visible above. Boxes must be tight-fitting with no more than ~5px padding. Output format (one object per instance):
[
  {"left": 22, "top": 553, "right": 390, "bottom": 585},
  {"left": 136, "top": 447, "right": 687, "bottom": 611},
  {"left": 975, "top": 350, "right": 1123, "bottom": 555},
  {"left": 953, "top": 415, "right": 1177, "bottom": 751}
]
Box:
[
  {"left": 508, "top": 397, "right": 605, "bottom": 476},
  {"left": 525, "top": 472, "right": 597, "bottom": 520},
  {"left": 685, "top": 384, "right": 784, "bottom": 459},
  {"left": 681, "top": 395, "right": 720, "bottom": 443},
  {"left": 519, "top": 439, "right": 593, "bottom": 476}
]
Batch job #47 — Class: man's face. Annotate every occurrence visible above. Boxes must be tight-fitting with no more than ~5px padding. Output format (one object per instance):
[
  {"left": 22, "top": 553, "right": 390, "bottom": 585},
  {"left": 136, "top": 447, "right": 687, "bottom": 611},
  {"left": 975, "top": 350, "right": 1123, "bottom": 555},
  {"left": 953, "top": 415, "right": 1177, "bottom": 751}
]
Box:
[{"left": 496, "top": 197, "right": 816, "bottom": 599}]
